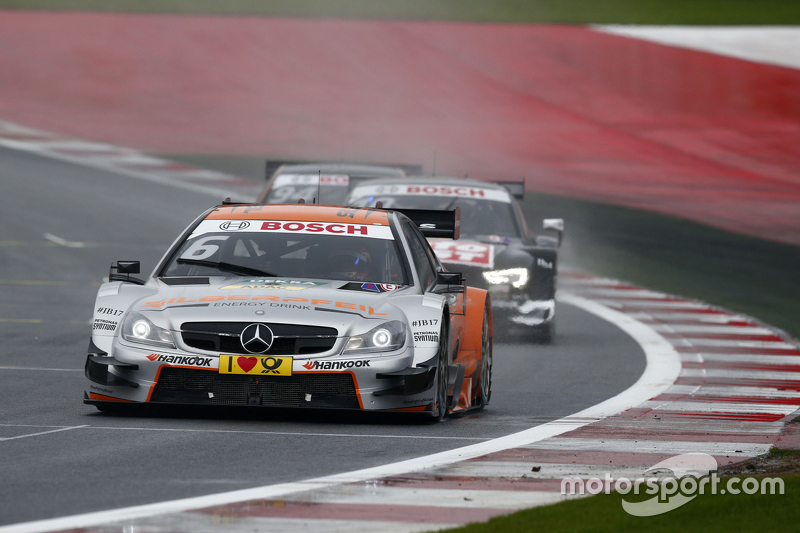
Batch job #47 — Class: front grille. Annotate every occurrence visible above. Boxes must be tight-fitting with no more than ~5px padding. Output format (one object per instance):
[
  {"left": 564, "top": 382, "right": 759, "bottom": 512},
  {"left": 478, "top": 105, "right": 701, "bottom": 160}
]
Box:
[
  {"left": 150, "top": 367, "right": 359, "bottom": 408},
  {"left": 180, "top": 322, "right": 338, "bottom": 355}
]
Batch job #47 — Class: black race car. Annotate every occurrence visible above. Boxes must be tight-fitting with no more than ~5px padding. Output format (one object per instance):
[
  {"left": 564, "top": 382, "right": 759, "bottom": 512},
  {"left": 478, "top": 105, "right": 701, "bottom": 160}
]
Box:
[{"left": 346, "top": 177, "right": 563, "bottom": 342}]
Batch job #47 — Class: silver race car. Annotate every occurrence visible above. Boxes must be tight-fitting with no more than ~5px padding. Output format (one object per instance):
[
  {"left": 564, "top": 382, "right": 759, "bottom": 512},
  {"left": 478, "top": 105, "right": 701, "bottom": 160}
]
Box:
[
  {"left": 85, "top": 203, "right": 492, "bottom": 420},
  {"left": 257, "top": 163, "right": 410, "bottom": 206}
]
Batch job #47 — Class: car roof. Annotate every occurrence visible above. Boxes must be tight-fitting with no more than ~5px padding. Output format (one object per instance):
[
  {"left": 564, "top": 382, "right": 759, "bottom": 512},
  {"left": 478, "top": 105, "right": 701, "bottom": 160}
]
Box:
[
  {"left": 273, "top": 164, "right": 406, "bottom": 178},
  {"left": 206, "top": 204, "right": 391, "bottom": 226}
]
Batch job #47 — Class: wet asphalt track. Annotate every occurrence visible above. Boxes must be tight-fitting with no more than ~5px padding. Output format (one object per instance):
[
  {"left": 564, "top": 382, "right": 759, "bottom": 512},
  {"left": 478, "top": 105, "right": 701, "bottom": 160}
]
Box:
[{"left": 0, "top": 147, "right": 645, "bottom": 526}]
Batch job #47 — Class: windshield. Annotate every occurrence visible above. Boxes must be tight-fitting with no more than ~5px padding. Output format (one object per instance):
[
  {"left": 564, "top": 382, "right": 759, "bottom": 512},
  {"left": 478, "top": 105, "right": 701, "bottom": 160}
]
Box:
[
  {"left": 349, "top": 194, "right": 521, "bottom": 239},
  {"left": 263, "top": 174, "right": 373, "bottom": 205},
  {"left": 161, "top": 225, "right": 408, "bottom": 285}
]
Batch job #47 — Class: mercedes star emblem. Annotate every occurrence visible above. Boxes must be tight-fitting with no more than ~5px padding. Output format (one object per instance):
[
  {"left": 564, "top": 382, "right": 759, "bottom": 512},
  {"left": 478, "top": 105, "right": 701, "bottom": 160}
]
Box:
[{"left": 240, "top": 323, "right": 274, "bottom": 354}]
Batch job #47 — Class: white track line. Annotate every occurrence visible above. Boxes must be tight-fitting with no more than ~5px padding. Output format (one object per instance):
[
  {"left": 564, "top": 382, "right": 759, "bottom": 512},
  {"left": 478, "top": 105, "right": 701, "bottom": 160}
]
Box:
[
  {"left": 43, "top": 233, "right": 86, "bottom": 248},
  {"left": 0, "top": 292, "right": 681, "bottom": 533},
  {"left": 0, "top": 426, "right": 89, "bottom": 442},
  {"left": 87, "top": 426, "right": 487, "bottom": 441},
  {"left": 0, "top": 367, "right": 82, "bottom": 372}
]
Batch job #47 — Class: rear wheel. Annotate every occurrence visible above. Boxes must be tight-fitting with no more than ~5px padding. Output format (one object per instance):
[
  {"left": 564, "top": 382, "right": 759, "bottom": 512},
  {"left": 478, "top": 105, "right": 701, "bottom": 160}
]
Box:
[
  {"left": 432, "top": 318, "right": 449, "bottom": 421},
  {"left": 476, "top": 303, "right": 492, "bottom": 409},
  {"left": 533, "top": 320, "right": 554, "bottom": 344}
]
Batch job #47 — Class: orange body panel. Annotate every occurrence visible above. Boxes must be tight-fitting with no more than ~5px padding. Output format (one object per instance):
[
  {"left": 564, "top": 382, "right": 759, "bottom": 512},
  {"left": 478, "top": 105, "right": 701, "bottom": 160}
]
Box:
[
  {"left": 451, "top": 287, "right": 491, "bottom": 412},
  {"left": 88, "top": 393, "right": 131, "bottom": 402},
  {"left": 206, "top": 205, "right": 390, "bottom": 226}
]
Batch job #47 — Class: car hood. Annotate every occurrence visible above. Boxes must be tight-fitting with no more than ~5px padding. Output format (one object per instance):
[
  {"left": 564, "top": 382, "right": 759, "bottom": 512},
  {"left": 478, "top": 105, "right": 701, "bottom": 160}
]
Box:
[{"left": 133, "top": 277, "right": 409, "bottom": 336}]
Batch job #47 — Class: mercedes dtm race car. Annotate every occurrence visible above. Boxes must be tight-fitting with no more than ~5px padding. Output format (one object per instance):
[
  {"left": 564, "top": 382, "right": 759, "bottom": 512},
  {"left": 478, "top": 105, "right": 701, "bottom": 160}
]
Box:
[
  {"left": 257, "top": 163, "right": 410, "bottom": 206},
  {"left": 85, "top": 202, "right": 492, "bottom": 420},
  {"left": 346, "top": 178, "right": 562, "bottom": 342}
]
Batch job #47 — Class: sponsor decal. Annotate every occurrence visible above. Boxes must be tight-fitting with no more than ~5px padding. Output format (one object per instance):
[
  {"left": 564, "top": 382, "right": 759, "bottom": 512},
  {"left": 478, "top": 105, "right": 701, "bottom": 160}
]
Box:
[
  {"left": 411, "top": 318, "right": 439, "bottom": 328},
  {"left": 220, "top": 284, "right": 308, "bottom": 291},
  {"left": 143, "top": 295, "right": 387, "bottom": 315},
  {"left": 148, "top": 353, "right": 214, "bottom": 368},
  {"left": 341, "top": 282, "right": 402, "bottom": 293},
  {"left": 89, "top": 385, "right": 114, "bottom": 394},
  {"left": 353, "top": 184, "right": 512, "bottom": 203},
  {"left": 273, "top": 174, "right": 350, "bottom": 187},
  {"left": 537, "top": 258, "right": 554, "bottom": 269},
  {"left": 220, "top": 354, "right": 292, "bottom": 376},
  {"left": 219, "top": 221, "right": 250, "bottom": 231},
  {"left": 413, "top": 331, "right": 439, "bottom": 343},
  {"left": 301, "top": 360, "right": 371, "bottom": 370},
  {"left": 430, "top": 240, "right": 494, "bottom": 268},
  {"left": 259, "top": 221, "right": 389, "bottom": 238},
  {"left": 189, "top": 219, "right": 393, "bottom": 240},
  {"left": 96, "top": 307, "right": 123, "bottom": 317},
  {"left": 250, "top": 279, "right": 327, "bottom": 286},
  {"left": 92, "top": 319, "right": 118, "bottom": 331},
  {"left": 403, "top": 397, "right": 433, "bottom": 405}
]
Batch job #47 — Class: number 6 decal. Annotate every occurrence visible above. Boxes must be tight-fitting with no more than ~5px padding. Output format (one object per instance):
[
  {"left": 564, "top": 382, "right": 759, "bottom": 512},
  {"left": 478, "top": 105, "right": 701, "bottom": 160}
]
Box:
[{"left": 180, "top": 236, "right": 229, "bottom": 261}]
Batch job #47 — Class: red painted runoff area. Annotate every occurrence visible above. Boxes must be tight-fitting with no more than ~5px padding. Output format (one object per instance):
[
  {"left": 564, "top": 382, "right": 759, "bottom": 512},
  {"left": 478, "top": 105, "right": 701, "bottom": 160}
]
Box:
[{"left": 0, "top": 12, "right": 798, "bottom": 243}]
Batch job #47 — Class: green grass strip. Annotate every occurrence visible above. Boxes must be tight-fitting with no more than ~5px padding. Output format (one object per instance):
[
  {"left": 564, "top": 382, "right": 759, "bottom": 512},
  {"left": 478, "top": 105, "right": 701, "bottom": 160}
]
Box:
[
  {"left": 445, "top": 475, "right": 798, "bottom": 533},
  {"left": 2, "top": 0, "right": 800, "bottom": 24}
]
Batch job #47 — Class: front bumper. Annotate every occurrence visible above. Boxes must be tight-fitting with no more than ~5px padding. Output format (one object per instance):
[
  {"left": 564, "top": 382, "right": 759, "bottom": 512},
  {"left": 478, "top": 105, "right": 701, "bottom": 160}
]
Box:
[
  {"left": 493, "top": 298, "right": 555, "bottom": 327},
  {"left": 84, "top": 344, "right": 439, "bottom": 412}
]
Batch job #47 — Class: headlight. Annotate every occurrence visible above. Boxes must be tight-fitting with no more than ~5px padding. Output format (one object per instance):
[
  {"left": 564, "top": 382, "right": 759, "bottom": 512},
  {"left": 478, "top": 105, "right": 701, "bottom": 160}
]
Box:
[
  {"left": 342, "top": 321, "right": 406, "bottom": 355},
  {"left": 121, "top": 311, "right": 175, "bottom": 348},
  {"left": 483, "top": 267, "right": 528, "bottom": 288}
]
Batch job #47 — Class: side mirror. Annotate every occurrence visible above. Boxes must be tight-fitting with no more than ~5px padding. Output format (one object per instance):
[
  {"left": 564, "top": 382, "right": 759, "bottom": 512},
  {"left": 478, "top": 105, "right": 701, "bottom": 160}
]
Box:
[
  {"left": 535, "top": 235, "right": 559, "bottom": 248},
  {"left": 542, "top": 218, "right": 564, "bottom": 247},
  {"left": 117, "top": 261, "right": 140, "bottom": 274},
  {"left": 432, "top": 271, "right": 465, "bottom": 294},
  {"left": 109, "top": 261, "right": 145, "bottom": 285}
]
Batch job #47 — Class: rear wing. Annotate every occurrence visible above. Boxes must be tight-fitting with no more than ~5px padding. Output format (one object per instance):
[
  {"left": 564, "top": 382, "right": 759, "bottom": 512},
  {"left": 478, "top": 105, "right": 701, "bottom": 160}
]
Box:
[
  {"left": 393, "top": 207, "right": 461, "bottom": 240},
  {"left": 265, "top": 160, "right": 424, "bottom": 180},
  {"left": 494, "top": 180, "right": 525, "bottom": 200}
]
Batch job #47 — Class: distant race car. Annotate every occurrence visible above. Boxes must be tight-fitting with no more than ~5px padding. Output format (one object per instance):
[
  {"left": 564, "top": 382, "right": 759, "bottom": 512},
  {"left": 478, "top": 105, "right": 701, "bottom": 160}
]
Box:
[
  {"left": 257, "top": 163, "right": 411, "bottom": 206},
  {"left": 85, "top": 202, "right": 492, "bottom": 420},
  {"left": 346, "top": 178, "right": 562, "bottom": 341}
]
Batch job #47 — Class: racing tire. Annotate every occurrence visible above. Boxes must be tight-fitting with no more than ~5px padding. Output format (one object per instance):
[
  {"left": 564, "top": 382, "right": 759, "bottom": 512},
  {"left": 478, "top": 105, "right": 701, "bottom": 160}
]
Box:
[
  {"left": 432, "top": 317, "right": 450, "bottom": 421},
  {"left": 532, "top": 320, "right": 554, "bottom": 344},
  {"left": 476, "top": 302, "right": 493, "bottom": 409}
]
